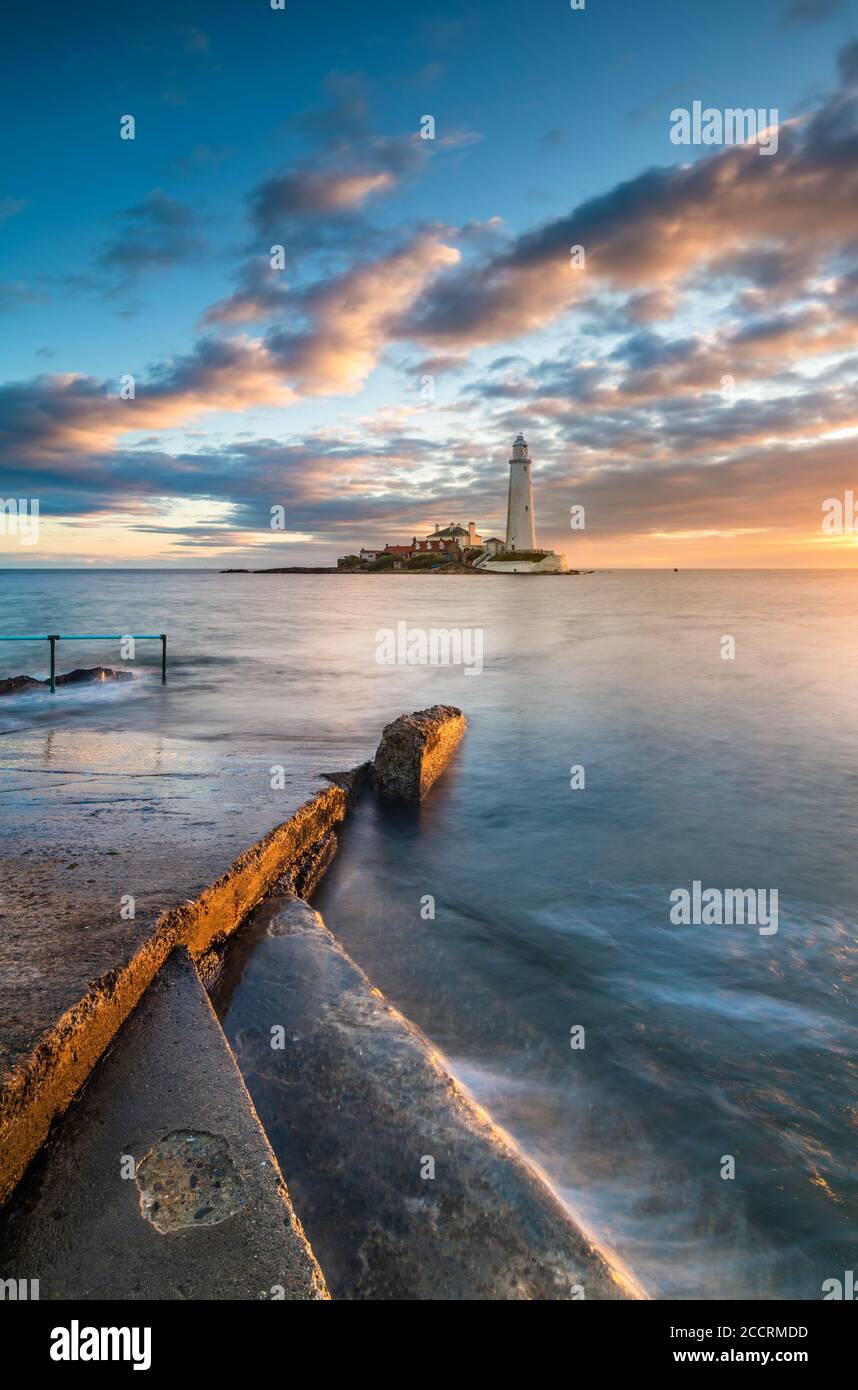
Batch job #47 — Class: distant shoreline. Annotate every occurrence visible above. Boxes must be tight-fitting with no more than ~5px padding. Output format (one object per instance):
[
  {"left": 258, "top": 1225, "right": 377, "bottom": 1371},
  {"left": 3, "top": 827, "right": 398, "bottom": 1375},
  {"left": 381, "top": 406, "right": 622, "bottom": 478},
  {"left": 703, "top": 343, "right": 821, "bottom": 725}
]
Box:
[{"left": 218, "top": 566, "right": 584, "bottom": 575}]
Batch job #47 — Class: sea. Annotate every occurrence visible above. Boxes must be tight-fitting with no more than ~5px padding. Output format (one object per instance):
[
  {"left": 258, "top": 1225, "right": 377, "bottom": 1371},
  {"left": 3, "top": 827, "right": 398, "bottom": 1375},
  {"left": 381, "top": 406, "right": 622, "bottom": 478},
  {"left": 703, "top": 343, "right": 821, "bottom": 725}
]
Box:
[{"left": 2, "top": 567, "right": 856, "bottom": 1299}]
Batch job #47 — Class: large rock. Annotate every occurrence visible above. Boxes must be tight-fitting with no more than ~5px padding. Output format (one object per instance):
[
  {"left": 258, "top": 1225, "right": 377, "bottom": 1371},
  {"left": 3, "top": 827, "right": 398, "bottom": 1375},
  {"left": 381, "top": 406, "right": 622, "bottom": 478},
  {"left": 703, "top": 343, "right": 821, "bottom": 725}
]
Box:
[{"left": 372, "top": 704, "right": 466, "bottom": 801}]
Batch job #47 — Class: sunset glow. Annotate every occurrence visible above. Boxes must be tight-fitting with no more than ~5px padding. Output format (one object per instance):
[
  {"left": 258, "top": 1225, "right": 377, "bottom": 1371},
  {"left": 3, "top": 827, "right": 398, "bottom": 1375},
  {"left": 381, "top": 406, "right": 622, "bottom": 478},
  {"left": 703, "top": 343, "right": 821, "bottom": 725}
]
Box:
[{"left": 2, "top": 1, "right": 858, "bottom": 567}]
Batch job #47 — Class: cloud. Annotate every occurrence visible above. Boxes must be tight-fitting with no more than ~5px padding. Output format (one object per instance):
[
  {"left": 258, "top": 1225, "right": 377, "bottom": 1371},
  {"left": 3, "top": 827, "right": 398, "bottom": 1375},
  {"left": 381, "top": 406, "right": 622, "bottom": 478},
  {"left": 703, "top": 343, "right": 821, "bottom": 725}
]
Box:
[
  {"left": 250, "top": 168, "right": 395, "bottom": 228},
  {"left": 266, "top": 232, "right": 460, "bottom": 394},
  {"left": 0, "top": 228, "right": 460, "bottom": 469},
  {"left": 783, "top": 0, "right": 845, "bottom": 25},
  {"left": 202, "top": 75, "right": 439, "bottom": 324},
  {"left": 97, "top": 191, "right": 205, "bottom": 280},
  {"left": 202, "top": 255, "right": 292, "bottom": 326},
  {"left": 6, "top": 68, "right": 858, "bottom": 566},
  {"left": 838, "top": 39, "right": 858, "bottom": 87},
  {"left": 405, "top": 353, "right": 471, "bottom": 378},
  {"left": 399, "top": 91, "right": 858, "bottom": 348},
  {"left": 251, "top": 72, "right": 423, "bottom": 238},
  {"left": 8, "top": 389, "right": 858, "bottom": 566},
  {"left": 0, "top": 336, "right": 292, "bottom": 466},
  {"left": 285, "top": 72, "right": 371, "bottom": 147}
]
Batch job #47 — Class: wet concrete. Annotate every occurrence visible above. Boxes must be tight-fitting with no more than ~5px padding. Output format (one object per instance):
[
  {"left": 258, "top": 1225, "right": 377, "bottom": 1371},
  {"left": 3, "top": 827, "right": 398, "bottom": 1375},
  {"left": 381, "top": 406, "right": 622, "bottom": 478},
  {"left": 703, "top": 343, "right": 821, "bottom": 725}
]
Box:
[
  {"left": 0, "top": 725, "right": 371, "bottom": 1204},
  {"left": 213, "top": 893, "right": 638, "bottom": 1301},
  {"left": 0, "top": 947, "right": 327, "bottom": 1299}
]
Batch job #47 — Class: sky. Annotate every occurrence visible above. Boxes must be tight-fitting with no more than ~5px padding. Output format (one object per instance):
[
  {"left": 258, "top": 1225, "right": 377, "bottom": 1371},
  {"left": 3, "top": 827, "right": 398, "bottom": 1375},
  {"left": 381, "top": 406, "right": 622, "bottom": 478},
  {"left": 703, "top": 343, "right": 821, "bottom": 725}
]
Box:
[{"left": 1, "top": 0, "right": 858, "bottom": 568}]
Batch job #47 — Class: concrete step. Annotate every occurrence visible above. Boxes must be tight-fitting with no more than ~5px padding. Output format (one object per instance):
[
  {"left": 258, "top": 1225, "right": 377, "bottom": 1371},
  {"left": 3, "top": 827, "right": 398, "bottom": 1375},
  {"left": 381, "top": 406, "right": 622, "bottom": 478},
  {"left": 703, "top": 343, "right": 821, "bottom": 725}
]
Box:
[
  {"left": 0, "top": 721, "right": 363, "bottom": 1206},
  {"left": 214, "top": 894, "right": 641, "bottom": 1301},
  {"left": 0, "top": 947, "right": 327, "bottom": 1300}
]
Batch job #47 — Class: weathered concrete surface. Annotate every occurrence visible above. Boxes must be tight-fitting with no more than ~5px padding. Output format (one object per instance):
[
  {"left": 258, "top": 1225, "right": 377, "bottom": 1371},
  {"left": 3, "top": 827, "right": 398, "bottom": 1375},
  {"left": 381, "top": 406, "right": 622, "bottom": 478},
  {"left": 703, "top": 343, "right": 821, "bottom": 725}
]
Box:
[
  {"left": 213, "top": 893, "right": 640, "bottom": 1301},
  {"left": 372, "top": 704, "right": 466, "bottom": 802},
  {"left": 0, "top": 726, "right": 371, "bottom": 1205},
  {"left": 0, "top": 947, "right": 328, "bottom": 1299}
]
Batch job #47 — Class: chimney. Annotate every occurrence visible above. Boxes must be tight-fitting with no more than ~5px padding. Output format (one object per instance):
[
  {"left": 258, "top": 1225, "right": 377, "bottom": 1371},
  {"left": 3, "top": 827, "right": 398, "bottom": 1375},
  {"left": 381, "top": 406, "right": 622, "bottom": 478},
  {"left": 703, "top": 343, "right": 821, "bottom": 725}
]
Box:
[{"left": 468, "top": 521, "right": 477, "bottom": 545}]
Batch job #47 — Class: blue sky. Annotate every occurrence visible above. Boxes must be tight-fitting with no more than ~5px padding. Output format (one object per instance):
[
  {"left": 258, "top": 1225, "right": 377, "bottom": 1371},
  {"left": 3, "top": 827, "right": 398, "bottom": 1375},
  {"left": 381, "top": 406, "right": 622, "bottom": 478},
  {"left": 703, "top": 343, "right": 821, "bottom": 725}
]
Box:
[{"left": 2, "top": 0, "right": 858, "bottom": 565}]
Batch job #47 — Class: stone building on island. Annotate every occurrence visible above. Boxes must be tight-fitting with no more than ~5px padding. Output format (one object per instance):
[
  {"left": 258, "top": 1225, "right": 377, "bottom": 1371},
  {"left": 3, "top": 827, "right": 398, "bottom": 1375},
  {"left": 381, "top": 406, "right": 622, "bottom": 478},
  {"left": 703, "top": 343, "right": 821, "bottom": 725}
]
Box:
[{"left": 342, "top": 433, "right": 567, "bottom": 573}]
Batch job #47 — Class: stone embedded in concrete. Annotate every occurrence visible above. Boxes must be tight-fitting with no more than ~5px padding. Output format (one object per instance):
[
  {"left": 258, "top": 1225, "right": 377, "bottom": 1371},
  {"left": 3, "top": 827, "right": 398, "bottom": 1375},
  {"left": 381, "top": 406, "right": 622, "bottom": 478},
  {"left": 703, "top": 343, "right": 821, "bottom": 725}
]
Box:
[
  {"left": 213, "top": 893, "right": 638, "bottom": 1301},
  {"left": 372, "top": 704, "right": 466, "bottom": 802},
  {"left": 136, "top": 1130, "right": 246, "bottom": 1234},
  {"left": 0, "top": 947, "right": 328, "bottom": 1300}
]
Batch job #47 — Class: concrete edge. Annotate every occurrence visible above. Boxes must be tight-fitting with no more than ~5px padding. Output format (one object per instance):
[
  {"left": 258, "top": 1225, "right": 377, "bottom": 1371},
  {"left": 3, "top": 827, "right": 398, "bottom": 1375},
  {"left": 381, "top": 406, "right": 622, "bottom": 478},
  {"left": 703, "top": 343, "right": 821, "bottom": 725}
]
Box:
[
  {"left": 0, "top": 774, "right": 360, "bottom": 1207},
  {"left": 177, "top": 946, "right": 329, "bottom": 1298},
  {"left": 301, "top": 894, "right": 645, "bottom": 1299},
  {"left": 0, "top": 944, "right": 330, "bottom": 1299}
]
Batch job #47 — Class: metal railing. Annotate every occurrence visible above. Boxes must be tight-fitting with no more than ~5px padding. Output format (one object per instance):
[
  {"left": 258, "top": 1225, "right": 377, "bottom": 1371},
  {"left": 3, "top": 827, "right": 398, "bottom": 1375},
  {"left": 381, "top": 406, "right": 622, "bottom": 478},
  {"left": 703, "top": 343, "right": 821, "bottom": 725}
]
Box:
[{"left": 0, "top": 633, "right": 167, "bottom": 692}]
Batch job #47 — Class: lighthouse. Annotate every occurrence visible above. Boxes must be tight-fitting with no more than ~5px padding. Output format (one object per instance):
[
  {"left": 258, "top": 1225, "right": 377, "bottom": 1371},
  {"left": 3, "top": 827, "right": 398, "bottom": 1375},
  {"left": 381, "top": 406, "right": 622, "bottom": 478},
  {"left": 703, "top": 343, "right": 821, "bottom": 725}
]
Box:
[
  {"left": 505, "top": 432, "right": 536, "bottom": 551},
  {"left": 472, "top": 429, "right": 568, "bottom": 572}
]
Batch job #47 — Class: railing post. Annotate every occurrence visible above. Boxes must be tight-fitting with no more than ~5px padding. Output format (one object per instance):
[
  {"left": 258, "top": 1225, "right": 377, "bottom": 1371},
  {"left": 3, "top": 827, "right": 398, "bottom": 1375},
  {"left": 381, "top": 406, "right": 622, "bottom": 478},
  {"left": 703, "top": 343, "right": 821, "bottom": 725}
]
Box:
[{"left": 0, "top": 633, "right": 166, "bottom": 690}]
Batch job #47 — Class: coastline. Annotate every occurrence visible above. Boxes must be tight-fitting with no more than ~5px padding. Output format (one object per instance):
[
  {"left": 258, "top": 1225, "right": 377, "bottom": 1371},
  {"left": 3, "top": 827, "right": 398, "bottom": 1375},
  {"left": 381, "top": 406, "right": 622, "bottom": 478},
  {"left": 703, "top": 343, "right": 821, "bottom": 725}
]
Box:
[{"left": 218, "top": 566, "right": 583, "bottom": 574}]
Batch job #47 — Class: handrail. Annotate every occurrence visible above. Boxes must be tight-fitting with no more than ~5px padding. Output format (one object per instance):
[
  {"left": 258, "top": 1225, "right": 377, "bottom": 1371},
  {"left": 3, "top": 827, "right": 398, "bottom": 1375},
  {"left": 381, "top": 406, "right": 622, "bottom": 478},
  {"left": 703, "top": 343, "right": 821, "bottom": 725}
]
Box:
[{"left": 0, "top": 633, "right": 167, "bottom": 691}]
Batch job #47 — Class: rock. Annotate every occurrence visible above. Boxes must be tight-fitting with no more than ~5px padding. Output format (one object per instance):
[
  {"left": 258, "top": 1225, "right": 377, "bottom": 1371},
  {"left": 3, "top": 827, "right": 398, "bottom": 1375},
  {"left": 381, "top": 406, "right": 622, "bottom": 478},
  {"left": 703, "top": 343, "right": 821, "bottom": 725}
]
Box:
[
  {"left": 0, "top": 667, "right": 134, "bottom": 696},
  {"left": 0, "top": 674, "right": 43, "bottom": 696},
  {"left": 56, "top": 667, "right": 134, "bottom": 686},
  {"left": 372, "top": 704, "right": 466, "bottom": 801}
]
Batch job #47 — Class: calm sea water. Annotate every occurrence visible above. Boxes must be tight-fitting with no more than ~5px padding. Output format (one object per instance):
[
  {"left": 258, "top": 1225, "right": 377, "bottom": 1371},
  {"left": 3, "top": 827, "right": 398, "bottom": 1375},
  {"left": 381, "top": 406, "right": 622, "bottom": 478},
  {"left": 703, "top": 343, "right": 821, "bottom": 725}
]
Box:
[{"left": 2, "top": 568, "right": 857, "bottom": 1298}]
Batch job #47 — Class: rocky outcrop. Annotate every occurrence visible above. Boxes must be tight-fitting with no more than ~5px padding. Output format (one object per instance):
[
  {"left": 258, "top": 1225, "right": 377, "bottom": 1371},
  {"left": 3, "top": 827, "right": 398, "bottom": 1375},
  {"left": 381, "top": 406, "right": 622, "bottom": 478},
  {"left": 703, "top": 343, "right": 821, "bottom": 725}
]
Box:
[
  {"left": 0, "top": 674, "right": 42, "bottom": 696},
  {"left": 372, "top": 704, "right": 466, "bottom": 801},
  {"left": 0, "top": 667, "right": 134, "bottom": 696}
]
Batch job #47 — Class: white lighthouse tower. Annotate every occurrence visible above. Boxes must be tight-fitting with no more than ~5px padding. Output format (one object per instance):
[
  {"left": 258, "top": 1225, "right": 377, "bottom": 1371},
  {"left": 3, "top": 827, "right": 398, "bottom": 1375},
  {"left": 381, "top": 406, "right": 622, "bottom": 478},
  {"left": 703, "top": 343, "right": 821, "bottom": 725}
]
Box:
[
  {"left": 505, "top": 432, "right": 536, "bottom": 551},
  {"left": 475, "top": 429, "right": 567, "bottom": 572}
]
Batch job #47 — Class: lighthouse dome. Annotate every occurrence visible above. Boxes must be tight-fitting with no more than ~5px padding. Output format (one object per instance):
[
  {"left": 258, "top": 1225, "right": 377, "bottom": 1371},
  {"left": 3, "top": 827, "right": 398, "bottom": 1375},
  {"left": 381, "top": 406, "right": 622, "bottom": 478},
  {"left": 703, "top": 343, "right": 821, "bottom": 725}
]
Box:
[{"left": 512, "top": 432, "right": 529, "bottom": 460}]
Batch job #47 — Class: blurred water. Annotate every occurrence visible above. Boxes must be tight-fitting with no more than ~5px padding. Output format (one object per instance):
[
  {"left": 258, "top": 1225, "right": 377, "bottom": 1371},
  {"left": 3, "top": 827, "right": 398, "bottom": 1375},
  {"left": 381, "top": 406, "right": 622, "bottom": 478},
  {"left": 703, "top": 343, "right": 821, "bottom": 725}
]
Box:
[{"left": 2, "top": 568, "right": 857, "bottom": 1298}]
